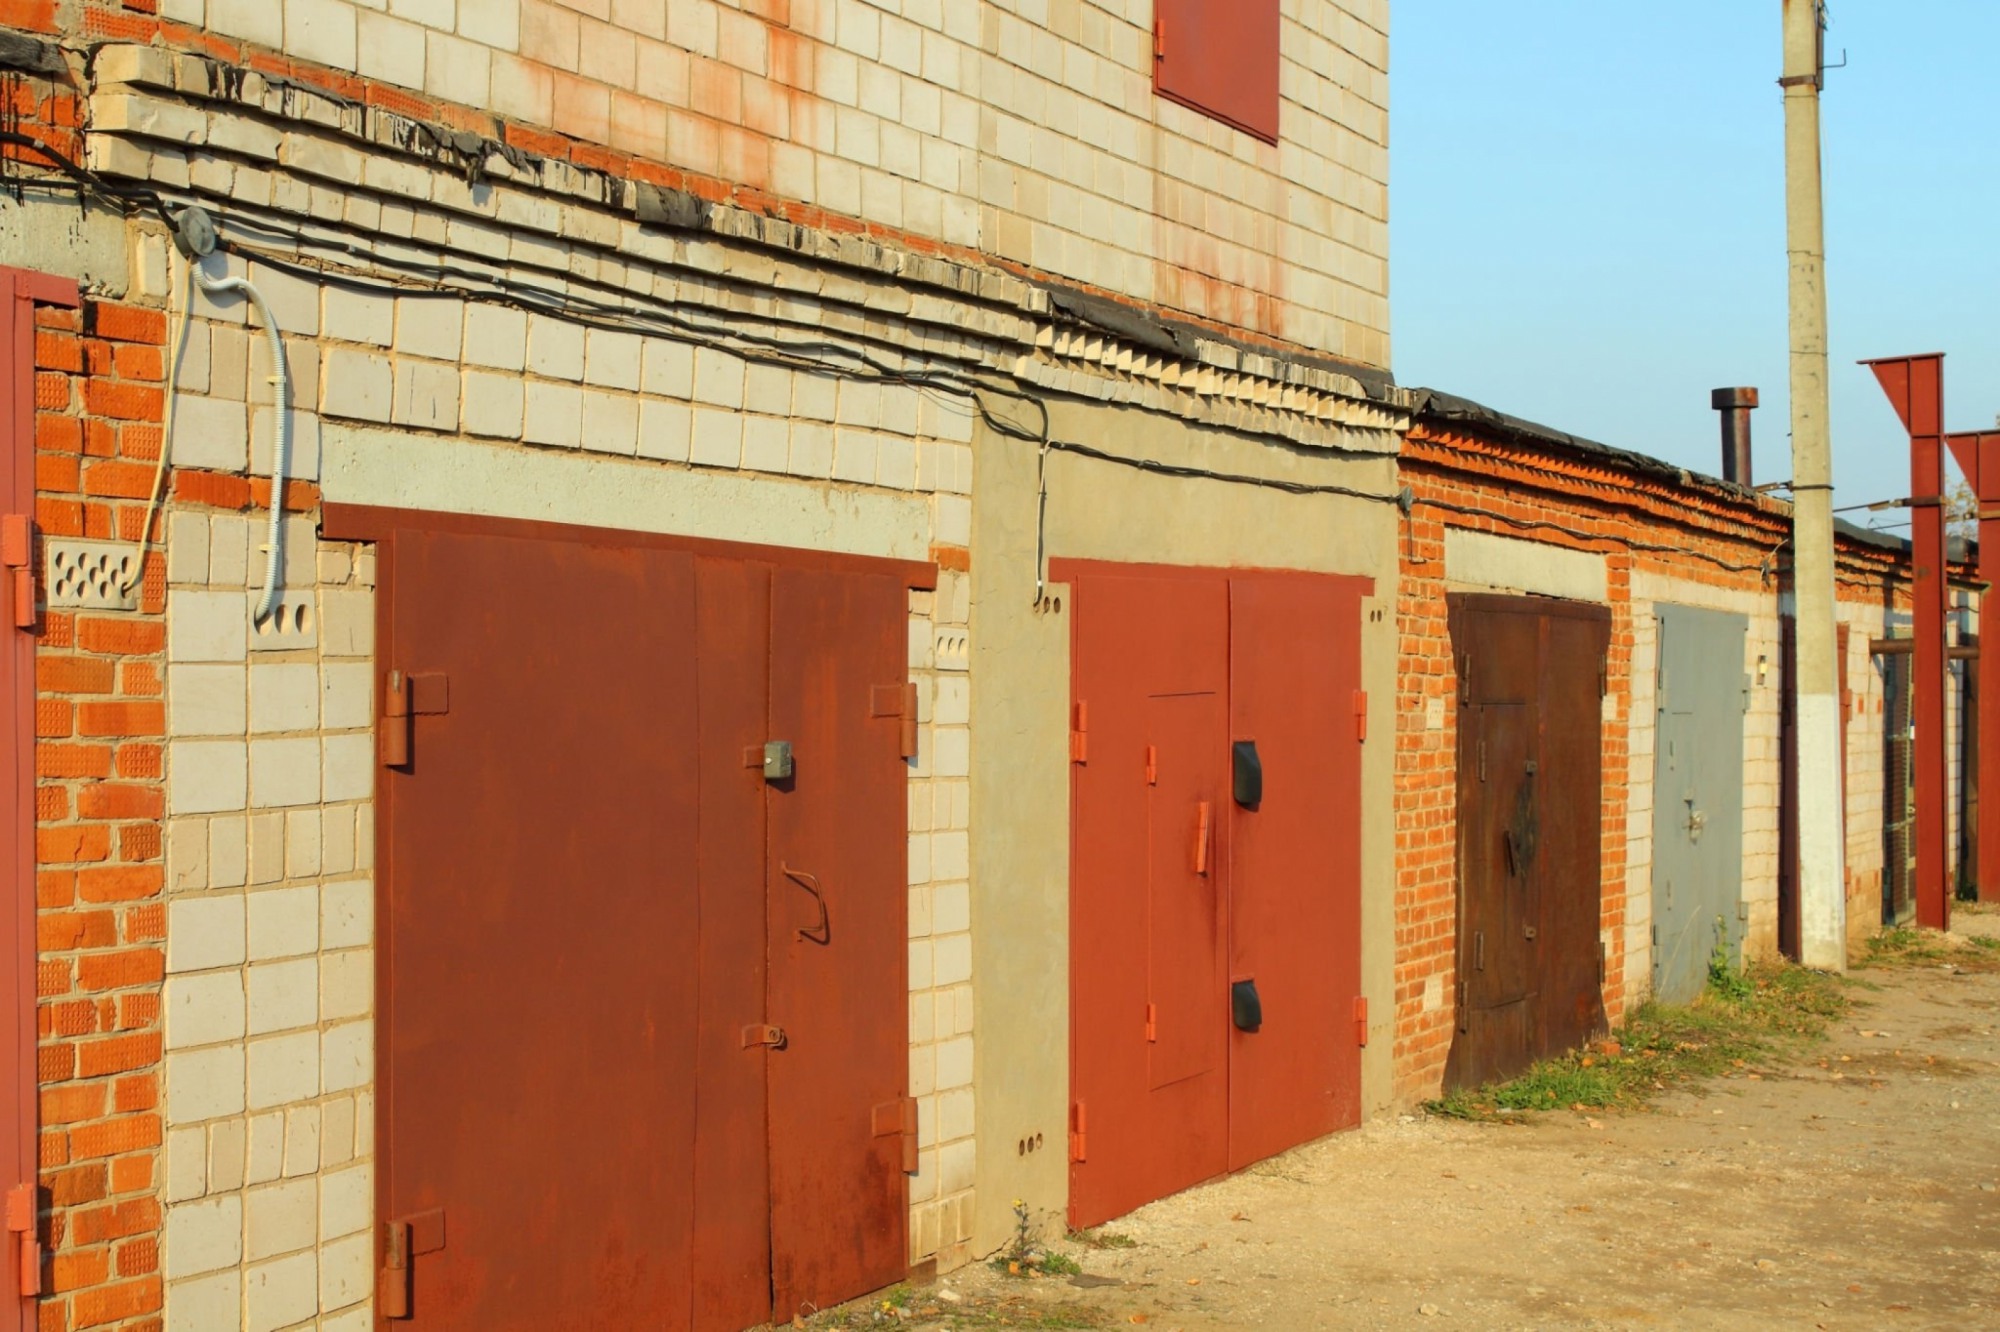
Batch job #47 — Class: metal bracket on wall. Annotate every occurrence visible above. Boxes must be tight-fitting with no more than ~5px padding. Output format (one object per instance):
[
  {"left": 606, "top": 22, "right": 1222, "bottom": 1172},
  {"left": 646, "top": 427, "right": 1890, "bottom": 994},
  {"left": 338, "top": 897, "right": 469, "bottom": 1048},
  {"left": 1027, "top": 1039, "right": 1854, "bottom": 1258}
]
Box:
[
  {"left": 378, "top": 1209, "right": 445, "bottom": 1320},
  {"left": 379, "top": 671, "right": 449, "bottom": 768},
  {"left": 5, "top": 1183, "right": 37, "bottom": 1296},
  {"left": 0, "top": 516, "right": 32, "bottom": 630}
]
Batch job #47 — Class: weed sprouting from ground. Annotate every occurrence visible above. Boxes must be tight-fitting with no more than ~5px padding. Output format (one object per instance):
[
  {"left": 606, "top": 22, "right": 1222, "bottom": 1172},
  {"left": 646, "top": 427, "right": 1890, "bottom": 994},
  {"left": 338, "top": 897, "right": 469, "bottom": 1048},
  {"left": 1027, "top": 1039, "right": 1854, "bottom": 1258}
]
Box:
[
  {"left": 992, "top": 1199, "right": 1081, "bottom": 1278},
  {"left": 1426, "top": 961, "right": 1848, "bottom": 1122}
]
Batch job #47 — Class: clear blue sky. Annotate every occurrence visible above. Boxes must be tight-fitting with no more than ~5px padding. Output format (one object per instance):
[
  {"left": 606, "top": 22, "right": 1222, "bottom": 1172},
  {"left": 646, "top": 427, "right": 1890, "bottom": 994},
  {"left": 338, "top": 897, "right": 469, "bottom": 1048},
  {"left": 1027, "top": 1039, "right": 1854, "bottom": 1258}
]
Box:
[{"left": 1391, "top": 2, "right": 2000, "bottom": 517}]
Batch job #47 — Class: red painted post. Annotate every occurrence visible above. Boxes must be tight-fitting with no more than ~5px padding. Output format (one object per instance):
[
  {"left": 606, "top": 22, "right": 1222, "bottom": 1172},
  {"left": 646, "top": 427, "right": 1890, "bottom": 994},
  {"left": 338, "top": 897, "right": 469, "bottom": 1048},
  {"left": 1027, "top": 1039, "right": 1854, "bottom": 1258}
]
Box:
[
  {"left": 1968, "top": 432, "right": 2000, "bottom": 902},
  {"left": 1864, "top": 354, "right": 1950, "bottom": 930}
]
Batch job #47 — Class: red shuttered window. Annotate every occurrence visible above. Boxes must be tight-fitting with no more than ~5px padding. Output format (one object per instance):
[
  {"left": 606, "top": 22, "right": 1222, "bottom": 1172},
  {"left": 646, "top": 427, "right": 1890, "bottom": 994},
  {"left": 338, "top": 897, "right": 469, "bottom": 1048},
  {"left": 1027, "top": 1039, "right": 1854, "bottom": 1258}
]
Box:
[{"left": 1153, "top": 0, "right": 1282, "bottom": 144}]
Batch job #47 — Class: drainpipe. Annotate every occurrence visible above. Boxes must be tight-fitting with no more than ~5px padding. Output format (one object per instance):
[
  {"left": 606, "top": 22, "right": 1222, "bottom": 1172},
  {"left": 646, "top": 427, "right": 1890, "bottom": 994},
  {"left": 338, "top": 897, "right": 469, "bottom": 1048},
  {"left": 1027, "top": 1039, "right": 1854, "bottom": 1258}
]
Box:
[
  {"left": 1781, "top": 0, "right": 1847, "bottom": 966},
  {"left": 1712, "top": 388, "right": 1758, "bottom": 487}
]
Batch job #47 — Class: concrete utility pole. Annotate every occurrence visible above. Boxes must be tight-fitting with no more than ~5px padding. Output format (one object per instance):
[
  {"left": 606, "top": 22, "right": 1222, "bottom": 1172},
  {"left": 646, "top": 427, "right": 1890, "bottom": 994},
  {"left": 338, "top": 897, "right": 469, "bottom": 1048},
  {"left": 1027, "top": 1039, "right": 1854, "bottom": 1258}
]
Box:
[{"left": 1781, "top": 0, "right": 1847, "bottom": 968}]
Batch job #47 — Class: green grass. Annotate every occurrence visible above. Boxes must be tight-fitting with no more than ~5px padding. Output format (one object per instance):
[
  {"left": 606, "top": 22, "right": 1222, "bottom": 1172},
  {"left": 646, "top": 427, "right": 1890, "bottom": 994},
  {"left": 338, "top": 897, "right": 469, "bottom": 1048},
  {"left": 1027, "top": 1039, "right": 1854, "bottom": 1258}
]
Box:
[
  {"left": 1426, "top": 961, "right": 1848, "bottom": 1121},
  {"left": 1863, "top": 924, "right": 2000, "bottom": 972},
  {"left": 1066, "top": 1228, "right": 1137, "bottom": 1250}
]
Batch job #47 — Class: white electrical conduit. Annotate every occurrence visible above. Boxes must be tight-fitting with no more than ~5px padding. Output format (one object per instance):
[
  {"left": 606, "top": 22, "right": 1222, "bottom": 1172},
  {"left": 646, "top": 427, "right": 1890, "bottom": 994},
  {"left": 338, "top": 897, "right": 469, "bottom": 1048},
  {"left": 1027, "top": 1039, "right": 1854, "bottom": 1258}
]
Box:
[
  {"left": 124, "top": 252, "right": 195, "bottom": 595},
  {"left": 194, "top": 268, "right": 293, "bottom": 625}
]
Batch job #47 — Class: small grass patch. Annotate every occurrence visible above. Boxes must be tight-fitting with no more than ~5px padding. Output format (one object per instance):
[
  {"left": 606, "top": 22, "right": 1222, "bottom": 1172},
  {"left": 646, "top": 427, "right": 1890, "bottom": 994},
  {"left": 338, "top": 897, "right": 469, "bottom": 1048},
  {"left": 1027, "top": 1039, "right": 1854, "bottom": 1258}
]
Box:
[
  {"left": 1066, "top": 1228, "right": 1137, "bottom": 1251},
  {"left": 1426, "top": 961, "right": 1848, "bottom": 1122},
  {"left": 1862, "top": 924, "right": 2000, "bottom": 973}
]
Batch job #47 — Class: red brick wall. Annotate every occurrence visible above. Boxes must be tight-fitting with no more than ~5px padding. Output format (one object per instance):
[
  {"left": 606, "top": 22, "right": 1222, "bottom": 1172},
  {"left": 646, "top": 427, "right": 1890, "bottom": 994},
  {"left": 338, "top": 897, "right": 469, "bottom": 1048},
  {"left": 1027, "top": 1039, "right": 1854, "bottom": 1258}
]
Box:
[
  {"left": 1390, "top": 423, "right": 1911, "bottom": 1104},
  {"left": 32, "top": 293, "right": 169, "bottom": 1332}
]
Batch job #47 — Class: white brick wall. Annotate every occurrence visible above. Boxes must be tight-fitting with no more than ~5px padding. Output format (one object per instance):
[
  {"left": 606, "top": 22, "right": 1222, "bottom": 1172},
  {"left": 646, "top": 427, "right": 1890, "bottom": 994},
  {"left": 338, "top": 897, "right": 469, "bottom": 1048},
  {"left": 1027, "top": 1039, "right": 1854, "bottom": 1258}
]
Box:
[
  {"left": 162, "top": 515, "right": 375, "bottom": 1332},
  {"left": 159, "top": 0, "right": 1390, "bottom": 364}
]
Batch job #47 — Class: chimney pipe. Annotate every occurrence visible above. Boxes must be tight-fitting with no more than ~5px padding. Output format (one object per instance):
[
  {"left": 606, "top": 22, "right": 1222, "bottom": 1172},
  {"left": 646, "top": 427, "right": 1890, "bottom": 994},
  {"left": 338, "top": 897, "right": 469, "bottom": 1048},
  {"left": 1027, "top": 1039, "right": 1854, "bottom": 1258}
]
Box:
[{"left": 1712, "top": 387, "right": 1759, "bottom": 486}]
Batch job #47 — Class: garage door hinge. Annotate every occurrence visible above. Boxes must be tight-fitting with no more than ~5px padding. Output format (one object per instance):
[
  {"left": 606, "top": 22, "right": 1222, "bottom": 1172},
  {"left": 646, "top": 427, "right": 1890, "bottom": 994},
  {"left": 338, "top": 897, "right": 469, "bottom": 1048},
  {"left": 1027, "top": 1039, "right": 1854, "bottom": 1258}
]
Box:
[
  {"left": 1477, "top": 737, "right": 1486, "bottom": 782},
  {"left": 1144, "top": 1002, "right": 1156, "bottom": 1042},
  {"left": 1455, "top": 981, "right": 1469, "bottom": 1033},
  {"left": 1353, "top": 995, "right": 1369, "bottom": 1048},
  {"left": 1354, "top": 690, "right": 1368, "bottom": 742},
  {"left": 378, "top": 1208, "right": 445, "bottom": 1320},
  {"left": 871, "top": 682, "right": 920, "bottom": 758},
  {"left": 1458, "top": 653, "right": 1472, "bottom": 704},
  {"left": 1068, "top": 1102, "right": 1087, "bottom": 1162},
  {"left": 1070, "top": 701, "right": 1088, "bottom": 763},
  {"left": 5, "top": 1183, "right": 37, "bottom": 1297},
  {"left": 1145, "top": 744, "right": 1156, "bottom": 785},
  {"left": 380, "top": 670, "right": 448, "bottom": 768},
  {"left": 872, "top": 1096, "right": 920, "bottom": 1174},
  {"left": 0, "top": 515, "right": 33, "bottom": 630},
  {"left": 1153, "top": 17, "right": 1165, "bottom": 60},
  {"left": 1599, "top": 941, "right": 1608, "bottom": 985}
]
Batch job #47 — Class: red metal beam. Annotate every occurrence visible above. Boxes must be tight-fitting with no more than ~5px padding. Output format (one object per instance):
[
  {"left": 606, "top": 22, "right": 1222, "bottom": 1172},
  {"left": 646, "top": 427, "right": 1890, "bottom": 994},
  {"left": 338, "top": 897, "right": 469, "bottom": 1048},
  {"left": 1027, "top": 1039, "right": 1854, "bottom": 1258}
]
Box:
[
  {"left": 1964, "top": 429, "right": 2000, "bottom": 904},
  {"left": 1864, "top": 354, "right": 1950, "bottom": 929}
]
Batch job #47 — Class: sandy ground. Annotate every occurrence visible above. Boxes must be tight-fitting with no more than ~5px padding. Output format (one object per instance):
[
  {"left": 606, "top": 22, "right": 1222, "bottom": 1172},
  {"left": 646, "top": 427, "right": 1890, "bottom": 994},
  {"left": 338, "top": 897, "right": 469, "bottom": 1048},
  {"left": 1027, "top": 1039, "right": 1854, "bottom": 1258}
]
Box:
[{"left": 916, "top": 915, "right": 2000, "bottom": 1332}]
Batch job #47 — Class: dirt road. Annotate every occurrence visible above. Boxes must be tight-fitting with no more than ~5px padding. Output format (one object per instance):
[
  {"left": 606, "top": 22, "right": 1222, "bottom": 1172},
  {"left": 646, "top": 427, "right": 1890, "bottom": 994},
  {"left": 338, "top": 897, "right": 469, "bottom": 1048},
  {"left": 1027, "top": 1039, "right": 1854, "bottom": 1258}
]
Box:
[{"left": 917, "top": 923, "right": 2000, "bottom": 1331}]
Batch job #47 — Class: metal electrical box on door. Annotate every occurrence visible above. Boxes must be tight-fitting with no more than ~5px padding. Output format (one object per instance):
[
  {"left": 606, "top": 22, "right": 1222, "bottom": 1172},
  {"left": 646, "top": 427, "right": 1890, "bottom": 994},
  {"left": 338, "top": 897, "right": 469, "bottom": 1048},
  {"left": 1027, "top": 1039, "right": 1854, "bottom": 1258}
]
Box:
[
  {"left": 1651, "top": 604, "right": 1750, "bottom": 1006},
  {"left": 1063, "top": 564, "right": 1370, "bottom": 1231},
  {"left": 1444, "top": 594, "right": 1610, "bottom": 1092},
  {"left": 357, "top": 512, "right": 922, "bottom": 1332}
]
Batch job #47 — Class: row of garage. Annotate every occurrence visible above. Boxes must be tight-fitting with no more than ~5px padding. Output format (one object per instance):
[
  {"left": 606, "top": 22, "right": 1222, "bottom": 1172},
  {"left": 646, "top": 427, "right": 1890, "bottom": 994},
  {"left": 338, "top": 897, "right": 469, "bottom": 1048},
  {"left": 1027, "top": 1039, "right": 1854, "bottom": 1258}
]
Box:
[
  {"left": 7, "top": 258, "right": 1950, "bottom": 1332},
  {"left": 336, "top": 386, "right": 1935, "bottom": 1327}
]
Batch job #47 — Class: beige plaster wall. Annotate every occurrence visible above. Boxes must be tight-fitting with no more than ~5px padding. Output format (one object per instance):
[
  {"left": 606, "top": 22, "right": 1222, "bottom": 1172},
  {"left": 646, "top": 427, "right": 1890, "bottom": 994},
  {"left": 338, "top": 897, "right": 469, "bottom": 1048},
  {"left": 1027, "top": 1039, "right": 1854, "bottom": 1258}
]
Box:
[{"left": 966, "top": 396, "right": 1398, "bottom": 1253}]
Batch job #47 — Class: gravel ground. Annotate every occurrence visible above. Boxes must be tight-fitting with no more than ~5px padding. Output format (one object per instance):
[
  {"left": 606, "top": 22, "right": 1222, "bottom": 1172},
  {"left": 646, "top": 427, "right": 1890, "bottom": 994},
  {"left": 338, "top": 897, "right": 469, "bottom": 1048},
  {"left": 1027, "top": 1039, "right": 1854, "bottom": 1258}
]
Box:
[{"left": 910, "top": 913, "right": 2000, "bottom": 1332}]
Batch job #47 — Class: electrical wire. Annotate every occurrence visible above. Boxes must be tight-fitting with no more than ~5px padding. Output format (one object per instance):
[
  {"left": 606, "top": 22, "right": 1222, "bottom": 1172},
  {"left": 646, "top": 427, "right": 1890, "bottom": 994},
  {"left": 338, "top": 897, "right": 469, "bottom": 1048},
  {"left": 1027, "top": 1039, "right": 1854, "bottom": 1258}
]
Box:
[{"left": 0, "top": 132, "right": 1841, "bottom": 595}]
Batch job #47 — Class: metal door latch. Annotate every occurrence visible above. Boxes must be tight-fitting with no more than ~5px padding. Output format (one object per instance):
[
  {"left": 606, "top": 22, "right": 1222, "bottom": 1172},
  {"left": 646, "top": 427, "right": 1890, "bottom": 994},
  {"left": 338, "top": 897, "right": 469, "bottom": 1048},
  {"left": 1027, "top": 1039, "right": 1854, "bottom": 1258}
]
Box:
[
  {"left": 763, "top": 741, "right": 794, "bottom": 780},
  {"left": 741, "top": 1024, "right": 787, "bottom": 1050}
]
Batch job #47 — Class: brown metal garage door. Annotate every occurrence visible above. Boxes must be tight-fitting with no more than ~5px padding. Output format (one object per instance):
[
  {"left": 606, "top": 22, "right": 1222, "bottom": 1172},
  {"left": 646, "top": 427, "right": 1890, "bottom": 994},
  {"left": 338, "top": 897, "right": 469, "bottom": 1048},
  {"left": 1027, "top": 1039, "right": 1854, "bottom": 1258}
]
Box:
[
  {"left": 1444, "top": 594, "right": 1609, "bottom": 1091},
  {"left": 346, "top": 510, "right": 920, "bottom": 1331},
  {"left": 1065, "top": 563, "right": 1368, "bottom": 1230}
]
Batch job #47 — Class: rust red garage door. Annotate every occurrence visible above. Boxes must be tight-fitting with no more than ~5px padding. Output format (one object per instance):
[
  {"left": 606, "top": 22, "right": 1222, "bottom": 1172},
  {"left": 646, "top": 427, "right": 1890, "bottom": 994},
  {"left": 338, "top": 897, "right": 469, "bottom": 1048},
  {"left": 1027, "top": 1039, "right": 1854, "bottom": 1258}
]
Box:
[
  {"left": 1065, "top": 563, "right": 1368, "bottom": 1230},
  {"left": 1444, "top": 594, "right": 1609, "bottom": 1091},
  {"left": 344, "top": 508, "right": 921, "bottom": 1331},
  {"left": 1, "top": 269, "right": 79, "bottom": 1329}
]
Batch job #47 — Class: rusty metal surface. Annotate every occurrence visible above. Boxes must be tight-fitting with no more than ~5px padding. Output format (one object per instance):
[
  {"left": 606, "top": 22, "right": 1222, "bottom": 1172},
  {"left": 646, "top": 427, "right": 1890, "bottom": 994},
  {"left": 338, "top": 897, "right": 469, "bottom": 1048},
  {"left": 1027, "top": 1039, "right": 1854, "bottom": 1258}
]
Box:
[
  {"left": 1068, "top": 566, "right": 1367, "bottom": 1229},
  {"left": 377, "top": 521, "right": 917, "bottom": 1330},
  {"left": 1865, "top": 355, "right": 1951, "bottom": 929},
  {"left": 764, "top": 563, "right": 910, "bottom": 1321},
  {"left": 381, "top": 529, "right": 705, "bottom": 1330},
  {"left": 1445, "top": 595, "right": 1609, "bottom": 1091},
  {"left": 1711, "top": 387, "right": 1759, "bottom": 487},
  {"left": 1227, "top": 577, "right": 1365, "bottom": 1168},
  {"left": 3, "top": 270, "right": 73, "bottom": 1324},
  {"left": 1153, "top": 0, "right": 1281, "bottom": 143},
  {"left": 691, "top": 558, "right": 773, "bottom": 1332}
]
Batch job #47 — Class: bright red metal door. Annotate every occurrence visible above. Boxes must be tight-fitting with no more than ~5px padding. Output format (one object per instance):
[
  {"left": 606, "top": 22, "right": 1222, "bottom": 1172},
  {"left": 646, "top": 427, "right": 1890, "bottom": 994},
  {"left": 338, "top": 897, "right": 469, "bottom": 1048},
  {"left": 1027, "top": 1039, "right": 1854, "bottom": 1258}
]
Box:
[
  {"left": 765, "top": 564, "right": 911, "bottom": 1320},
  {"left": 1069, "top": 572, "right": 1230, "bottom": 1229},
  {"left": 1143, "top": 691, "right": 1229, "bottom": 1095},
  {"left": 1069, "top": 566, "right": 1365, "bottom": 1227},
  {"left": 380, "top": 530, "right": 704, "bottom": 1330},
  {"left": 1, "top": 269, "right": 73, "bottom": 1329},
  {"left": 1226, "top": 577, "right": 1365, "bottom": 1170}
]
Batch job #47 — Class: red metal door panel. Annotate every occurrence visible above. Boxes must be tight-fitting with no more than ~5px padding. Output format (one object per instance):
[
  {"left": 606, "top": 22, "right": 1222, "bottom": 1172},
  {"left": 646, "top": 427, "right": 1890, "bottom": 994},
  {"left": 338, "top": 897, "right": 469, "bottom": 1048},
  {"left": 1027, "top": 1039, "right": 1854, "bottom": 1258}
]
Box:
[
  {"left": 1069, "top": 573, "right": 1229, "bottom": 1230},
  {"left": 1154, "top": 0, "right": 1281, "bottom": 142},
  {"left": 765, "top": 565, "right": 909, "bottom": 1320},
  {"left": 691, "top": 558, "right": 774, "bottom": 1332},
  {"left": 382, "top": 530, "right": 703, "bottom": 1331},
  {"left": 1145, "top": 692, "right": 1227, "bottom": 1092},
  {"left": 2, "top": 269, "right": 73, "bottom": 1329},
  {"left": 1225, "top": 577, "right": 1364, "bottom": 1170}
]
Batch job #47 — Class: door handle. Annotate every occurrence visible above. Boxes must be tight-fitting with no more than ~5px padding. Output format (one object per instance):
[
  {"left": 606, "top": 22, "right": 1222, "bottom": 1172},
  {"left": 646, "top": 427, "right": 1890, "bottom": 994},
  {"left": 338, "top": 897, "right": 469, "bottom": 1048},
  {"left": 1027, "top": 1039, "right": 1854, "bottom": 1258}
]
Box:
[{"left": 782, "top": 864, "right": 830, "bottom": 945}]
